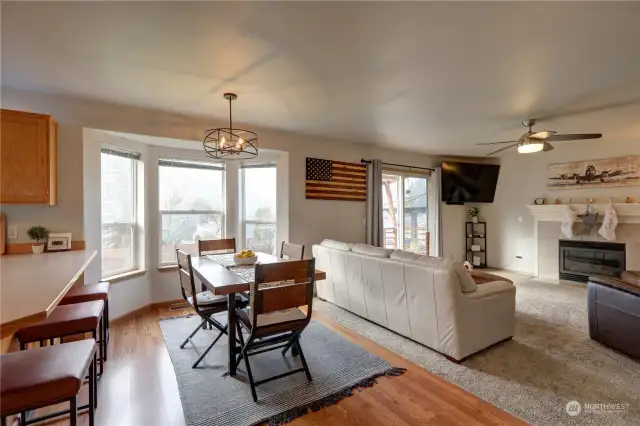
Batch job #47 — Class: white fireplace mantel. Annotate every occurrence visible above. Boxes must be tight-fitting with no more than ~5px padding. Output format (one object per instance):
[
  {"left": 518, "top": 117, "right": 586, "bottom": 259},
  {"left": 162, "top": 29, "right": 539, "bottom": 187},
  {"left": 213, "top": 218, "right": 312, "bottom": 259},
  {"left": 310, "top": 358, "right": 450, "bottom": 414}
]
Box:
[{"left": 527, "top": 203, "right": 640, "bottom": 224}]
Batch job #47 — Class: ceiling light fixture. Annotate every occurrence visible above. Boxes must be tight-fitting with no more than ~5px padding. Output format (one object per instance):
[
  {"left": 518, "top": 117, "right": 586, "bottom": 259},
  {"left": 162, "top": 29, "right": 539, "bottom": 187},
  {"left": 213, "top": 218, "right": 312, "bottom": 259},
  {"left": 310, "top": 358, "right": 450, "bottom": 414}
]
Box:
[
  {"left": 517, "top": 140, "right": 544, "bottom": 154},
  {"left": 203, "top": 93, "right": 258, "bottom": 159}
]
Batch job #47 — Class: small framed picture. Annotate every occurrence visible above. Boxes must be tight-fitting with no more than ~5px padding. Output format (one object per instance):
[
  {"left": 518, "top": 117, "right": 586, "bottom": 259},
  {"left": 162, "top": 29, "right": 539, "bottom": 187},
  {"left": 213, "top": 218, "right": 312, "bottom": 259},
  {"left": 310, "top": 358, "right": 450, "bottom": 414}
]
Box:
[{"left": 47, "top": 233, "right": 72, "bottom": 252}]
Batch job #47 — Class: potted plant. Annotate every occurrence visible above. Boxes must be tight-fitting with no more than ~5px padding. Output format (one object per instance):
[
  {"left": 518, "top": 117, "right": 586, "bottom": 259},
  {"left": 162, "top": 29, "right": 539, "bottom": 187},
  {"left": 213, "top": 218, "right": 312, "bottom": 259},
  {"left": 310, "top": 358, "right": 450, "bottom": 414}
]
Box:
[
  {"left": 27, "top": 225, "right": 48, "bottom": 254},
  {"left": 468, "top": 206, "right": 480, "bottom": 223}
]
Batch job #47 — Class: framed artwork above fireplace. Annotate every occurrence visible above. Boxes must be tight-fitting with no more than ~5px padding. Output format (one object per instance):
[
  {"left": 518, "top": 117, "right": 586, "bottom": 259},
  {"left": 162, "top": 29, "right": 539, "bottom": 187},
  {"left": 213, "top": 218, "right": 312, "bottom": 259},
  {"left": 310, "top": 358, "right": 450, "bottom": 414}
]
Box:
[{"left": 547, "top": 155, "right": 640, "bottom": 190}]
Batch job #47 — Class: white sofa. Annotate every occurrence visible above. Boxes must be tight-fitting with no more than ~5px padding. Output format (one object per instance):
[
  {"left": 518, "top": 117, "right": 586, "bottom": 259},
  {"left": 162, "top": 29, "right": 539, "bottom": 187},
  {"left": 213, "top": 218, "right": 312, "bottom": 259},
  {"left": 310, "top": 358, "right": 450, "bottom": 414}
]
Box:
[{"left": 313, "top": 240, "right": 516, "bottom": 361}]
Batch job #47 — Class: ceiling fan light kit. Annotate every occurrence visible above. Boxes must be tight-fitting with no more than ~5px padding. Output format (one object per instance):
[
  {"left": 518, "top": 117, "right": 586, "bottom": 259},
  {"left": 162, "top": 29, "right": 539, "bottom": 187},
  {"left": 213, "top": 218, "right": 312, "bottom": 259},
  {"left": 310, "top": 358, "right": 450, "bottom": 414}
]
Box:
[
  {"left": 203, "top": 93, "right": 258, "bottom": 160},
  {"left": 517, "top": 141, "right": 544, "bottom": 154},
  {"left": 478, "top": 118, "right": 602, "bottom": 156}
]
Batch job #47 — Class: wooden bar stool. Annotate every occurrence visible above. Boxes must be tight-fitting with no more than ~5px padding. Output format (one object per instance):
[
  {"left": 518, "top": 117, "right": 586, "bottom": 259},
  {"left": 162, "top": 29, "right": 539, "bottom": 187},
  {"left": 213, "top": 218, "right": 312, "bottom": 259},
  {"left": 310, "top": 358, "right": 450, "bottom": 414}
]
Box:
[
  {"left": 1, "top": 339, "right": 98, "bottom": 426},
  {"left": 59, "top": 281, "right": 110, "bottom": 358},
  {"left": 15, "top": 301, "right": 106, "bottom": 376}
]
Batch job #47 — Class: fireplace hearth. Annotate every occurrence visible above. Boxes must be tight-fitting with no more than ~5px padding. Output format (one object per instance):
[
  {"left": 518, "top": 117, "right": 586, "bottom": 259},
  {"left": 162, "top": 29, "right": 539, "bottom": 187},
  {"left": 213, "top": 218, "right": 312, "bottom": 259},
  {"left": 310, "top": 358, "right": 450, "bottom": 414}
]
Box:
[{"left": 559, "top": 240, "right": 626, "bottom": 283}]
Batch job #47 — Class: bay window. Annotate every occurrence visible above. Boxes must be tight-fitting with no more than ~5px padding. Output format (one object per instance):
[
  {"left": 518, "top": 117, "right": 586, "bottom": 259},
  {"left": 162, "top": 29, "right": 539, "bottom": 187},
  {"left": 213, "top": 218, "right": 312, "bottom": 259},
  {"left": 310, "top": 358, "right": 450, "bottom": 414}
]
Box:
[
  {"left": 241, "top": 165, "right": 277, "bottom": 254},
  {"left": 159, "top": 159, "right": 224, "bottom": 264},
  {"left": 101, "top": 147, "right": 140, "bottom": 277}
]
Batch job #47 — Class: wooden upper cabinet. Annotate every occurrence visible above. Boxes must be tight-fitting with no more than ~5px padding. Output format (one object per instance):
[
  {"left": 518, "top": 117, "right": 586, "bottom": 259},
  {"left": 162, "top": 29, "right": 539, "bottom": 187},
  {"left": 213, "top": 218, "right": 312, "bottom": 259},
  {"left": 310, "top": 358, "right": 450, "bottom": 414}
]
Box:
[{"left": 0, "top": 109, "right": 57, "bottom": 205}]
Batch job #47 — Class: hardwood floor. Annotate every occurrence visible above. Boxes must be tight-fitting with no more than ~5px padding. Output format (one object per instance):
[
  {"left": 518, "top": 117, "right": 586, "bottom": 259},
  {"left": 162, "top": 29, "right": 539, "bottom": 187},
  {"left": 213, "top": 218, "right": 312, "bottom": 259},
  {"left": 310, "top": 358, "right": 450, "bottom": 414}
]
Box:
[{"left": 34, "top": 305, "right": 526, "bottom": 426}]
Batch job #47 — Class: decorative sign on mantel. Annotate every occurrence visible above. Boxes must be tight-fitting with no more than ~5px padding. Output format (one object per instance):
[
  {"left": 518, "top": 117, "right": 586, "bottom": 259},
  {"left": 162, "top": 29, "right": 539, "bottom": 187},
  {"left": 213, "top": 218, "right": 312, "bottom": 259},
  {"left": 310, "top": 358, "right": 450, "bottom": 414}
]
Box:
[{"left": 547, "top": 155, "right": 640, "bottom": 190}]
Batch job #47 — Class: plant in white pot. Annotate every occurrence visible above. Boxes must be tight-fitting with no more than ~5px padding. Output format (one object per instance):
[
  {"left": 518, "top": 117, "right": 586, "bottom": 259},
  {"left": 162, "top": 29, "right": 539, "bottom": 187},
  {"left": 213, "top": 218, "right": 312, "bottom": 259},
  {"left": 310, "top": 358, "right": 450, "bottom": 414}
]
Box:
[
  {"left": 468, "top": 206, "right": 480, "bottom": 223},
  {"left": 27, "top": 226, "right": 48, "bottom": 254}
]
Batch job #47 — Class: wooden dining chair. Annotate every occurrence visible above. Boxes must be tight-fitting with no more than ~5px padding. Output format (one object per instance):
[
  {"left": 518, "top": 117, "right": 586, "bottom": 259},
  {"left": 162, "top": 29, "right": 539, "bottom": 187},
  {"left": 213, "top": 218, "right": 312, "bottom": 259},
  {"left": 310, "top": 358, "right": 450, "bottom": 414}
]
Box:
[
  {"left": 176, "top": 249, "right": 247, "bottom": 368},
  {"left": 280, "top": 241, "right": 305, "bottom": 260},
  {"left": 234, "top": 259, "right": 316, "bottom": 402},
  {"left": 198, "top": 238, "right": 236, "bottom": 256}
]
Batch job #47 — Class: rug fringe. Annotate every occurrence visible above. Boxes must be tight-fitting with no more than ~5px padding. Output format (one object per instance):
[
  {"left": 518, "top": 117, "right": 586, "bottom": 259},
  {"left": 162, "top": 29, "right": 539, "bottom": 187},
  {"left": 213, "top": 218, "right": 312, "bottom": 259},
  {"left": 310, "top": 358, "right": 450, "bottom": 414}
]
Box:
[{"left": 265, "top": 367, "right": 406, "bottom": 426}]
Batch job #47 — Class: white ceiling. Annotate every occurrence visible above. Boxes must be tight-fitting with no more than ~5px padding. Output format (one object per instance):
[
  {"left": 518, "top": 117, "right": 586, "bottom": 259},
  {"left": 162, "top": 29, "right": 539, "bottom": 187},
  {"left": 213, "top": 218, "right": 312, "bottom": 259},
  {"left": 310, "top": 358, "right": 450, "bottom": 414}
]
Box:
[{"left": 2, "top": 2, "right": 640, "bottom": 156}]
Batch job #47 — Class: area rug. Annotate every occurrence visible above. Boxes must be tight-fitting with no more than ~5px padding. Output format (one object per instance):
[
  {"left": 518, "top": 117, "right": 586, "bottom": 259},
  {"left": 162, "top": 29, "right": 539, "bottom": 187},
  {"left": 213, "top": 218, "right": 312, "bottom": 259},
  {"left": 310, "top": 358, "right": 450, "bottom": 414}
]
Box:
[
  {"left": 159, "top": 316, "right": 404, "bottom": 426},
  {"left": 314, "top": 276, "right": 640, "bottom": 426}
]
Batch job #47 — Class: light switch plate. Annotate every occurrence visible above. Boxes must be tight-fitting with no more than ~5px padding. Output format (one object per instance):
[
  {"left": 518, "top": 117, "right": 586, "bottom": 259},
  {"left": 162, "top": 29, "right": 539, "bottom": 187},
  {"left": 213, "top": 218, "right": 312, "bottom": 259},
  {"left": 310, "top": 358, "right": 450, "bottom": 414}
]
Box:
[{"left": 8, "top": 226, "right": 18, "bottom": 239}]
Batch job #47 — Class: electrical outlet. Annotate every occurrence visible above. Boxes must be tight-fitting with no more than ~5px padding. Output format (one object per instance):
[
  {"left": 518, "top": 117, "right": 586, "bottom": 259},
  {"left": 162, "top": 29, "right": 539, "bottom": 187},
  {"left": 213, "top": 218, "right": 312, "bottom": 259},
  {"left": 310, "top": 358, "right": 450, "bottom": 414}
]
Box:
[
  {"left": 518, "top": 216, "right": 523, "bottom": 224},
  {"left": 7, "top": 226, "right": 18, "bottom": 239}
]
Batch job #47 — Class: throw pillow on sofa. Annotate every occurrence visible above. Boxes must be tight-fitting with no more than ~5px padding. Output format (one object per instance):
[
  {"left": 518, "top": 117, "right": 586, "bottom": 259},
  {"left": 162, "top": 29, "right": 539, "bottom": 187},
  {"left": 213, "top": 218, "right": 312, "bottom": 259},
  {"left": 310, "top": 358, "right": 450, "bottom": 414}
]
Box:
[
  {"left": 352, "top": 243, "right": 394, "bottom": 258},
  {"left": 320, "top": 239, "right": 353, "bottom": 251},
  {"left": 451, "top": 260, "right": 478, "bottom": 292}
]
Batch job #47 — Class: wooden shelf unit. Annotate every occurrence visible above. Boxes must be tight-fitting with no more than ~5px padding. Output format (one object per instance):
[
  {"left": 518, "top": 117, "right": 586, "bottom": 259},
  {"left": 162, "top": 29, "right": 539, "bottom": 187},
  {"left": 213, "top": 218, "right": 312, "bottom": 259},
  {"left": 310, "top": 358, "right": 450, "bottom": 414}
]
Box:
[{"left": 465, "top": 221, "right": 487, "bottom": 269}]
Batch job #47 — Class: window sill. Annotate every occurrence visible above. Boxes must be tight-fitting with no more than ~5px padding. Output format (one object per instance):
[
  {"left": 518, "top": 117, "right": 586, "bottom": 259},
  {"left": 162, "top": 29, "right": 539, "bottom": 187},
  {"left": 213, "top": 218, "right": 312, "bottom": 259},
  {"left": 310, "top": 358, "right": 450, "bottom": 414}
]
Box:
[
  {"left": 158, "top": 265, "right": 178, "bottom": 273},
  {"left": 103, "top": 269, "right": 148, "bottom": 284}
]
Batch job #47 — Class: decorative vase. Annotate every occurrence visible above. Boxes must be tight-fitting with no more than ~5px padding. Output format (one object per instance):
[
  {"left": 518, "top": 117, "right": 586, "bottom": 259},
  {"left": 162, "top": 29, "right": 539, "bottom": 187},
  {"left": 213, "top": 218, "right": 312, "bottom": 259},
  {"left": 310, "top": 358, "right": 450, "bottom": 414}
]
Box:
[
  {"left": 32, "top": 244, "right": 44, "bottom": 254},
  {"left": 472, "top": 216, "right": 478, "bottom": 224}
]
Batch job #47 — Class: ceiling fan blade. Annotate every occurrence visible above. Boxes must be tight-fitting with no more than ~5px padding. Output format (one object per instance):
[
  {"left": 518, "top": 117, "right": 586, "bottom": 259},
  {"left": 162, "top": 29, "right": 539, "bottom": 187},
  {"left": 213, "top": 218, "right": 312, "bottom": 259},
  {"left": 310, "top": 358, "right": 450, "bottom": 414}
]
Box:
[
  {"left": 542, "top": 141, "right": 555, "bottom": 152},
  {"left": 529, "top": 130, "right": 556, "bottom": 140},
  {"left": 545, "top": 133, "right": 603, "bottom": 142},
  {"left": 476, "top": 140, "right": 519, "bottom": 146},
  {"left": 486, "top": 142, "right": 519, "bottom": 156}
]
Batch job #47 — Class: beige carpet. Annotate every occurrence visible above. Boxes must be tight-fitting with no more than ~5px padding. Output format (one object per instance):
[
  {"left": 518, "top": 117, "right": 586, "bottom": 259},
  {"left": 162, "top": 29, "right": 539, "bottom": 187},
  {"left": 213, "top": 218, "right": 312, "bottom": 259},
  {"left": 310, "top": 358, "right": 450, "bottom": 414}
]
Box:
[{"left": 313, "top": 274, "right": 639, "bottom": 426}]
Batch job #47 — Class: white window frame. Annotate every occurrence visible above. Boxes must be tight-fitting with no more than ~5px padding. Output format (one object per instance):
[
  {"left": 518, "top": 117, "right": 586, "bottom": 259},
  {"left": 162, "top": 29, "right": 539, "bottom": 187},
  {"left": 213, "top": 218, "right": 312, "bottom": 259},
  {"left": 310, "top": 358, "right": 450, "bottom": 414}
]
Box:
[
  {"left": 382, "top": 169, "right": 430, "bottom": 254},
  {"left": 158, "top": 158, "right": 225, "bottom": 265},
  {"left": 101, "top": 147, "right": 141, "bottom": 279},
  {"left": 240, "top": 164, "right": 277, "bottom": 254}
]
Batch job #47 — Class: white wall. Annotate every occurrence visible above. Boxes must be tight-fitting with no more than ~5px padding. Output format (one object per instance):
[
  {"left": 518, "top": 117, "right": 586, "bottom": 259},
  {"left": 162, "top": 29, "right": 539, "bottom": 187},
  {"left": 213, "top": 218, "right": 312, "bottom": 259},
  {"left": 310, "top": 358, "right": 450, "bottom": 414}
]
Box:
[
  {"left": 1, "top": 88, "right": 463, "bottom": 317},
  {"left": 484, "top": 139, "right": 640, "bottom": 273}
]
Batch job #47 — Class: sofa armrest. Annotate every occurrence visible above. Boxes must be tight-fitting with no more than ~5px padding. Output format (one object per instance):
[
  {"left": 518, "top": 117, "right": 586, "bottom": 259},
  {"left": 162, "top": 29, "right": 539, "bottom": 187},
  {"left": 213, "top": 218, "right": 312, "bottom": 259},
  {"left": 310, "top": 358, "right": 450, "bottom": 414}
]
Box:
[
  {"left": 465, "top": 280, "right": 515, "bottom": 299},
  {"left": 589, "top": 275, "right": 640, "bottom": 297}
]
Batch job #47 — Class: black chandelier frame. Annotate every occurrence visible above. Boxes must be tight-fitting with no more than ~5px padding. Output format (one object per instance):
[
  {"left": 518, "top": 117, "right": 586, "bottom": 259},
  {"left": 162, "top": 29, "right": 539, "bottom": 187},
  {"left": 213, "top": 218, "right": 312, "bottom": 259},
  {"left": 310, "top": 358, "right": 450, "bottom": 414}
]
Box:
[{"left": 203, "top": 93, "right": 258, "bottom": 160}]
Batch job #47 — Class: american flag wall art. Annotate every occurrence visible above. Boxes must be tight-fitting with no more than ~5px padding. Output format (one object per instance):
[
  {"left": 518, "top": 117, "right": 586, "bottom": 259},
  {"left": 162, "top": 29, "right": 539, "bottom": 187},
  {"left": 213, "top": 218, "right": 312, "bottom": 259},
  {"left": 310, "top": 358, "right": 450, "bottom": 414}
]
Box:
[{"left": 305, "top": 158, "right": 367, "bottom": 201}]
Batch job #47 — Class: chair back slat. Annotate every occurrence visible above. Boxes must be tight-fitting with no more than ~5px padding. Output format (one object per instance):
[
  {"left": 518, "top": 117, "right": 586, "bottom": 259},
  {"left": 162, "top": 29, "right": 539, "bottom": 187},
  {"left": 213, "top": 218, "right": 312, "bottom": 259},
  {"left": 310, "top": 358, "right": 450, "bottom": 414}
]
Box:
[
  {"left": 280, "top": 241, "right": 305, "bottom": 260},
  {"left": 198, "top": 238, "right": 236, "bottom": 255},
  {"left": 250, "top": 259, "right": 315, "bottom": 322},
  {"left": 176, "top": 249, "right": 197, "bottom": 301}
]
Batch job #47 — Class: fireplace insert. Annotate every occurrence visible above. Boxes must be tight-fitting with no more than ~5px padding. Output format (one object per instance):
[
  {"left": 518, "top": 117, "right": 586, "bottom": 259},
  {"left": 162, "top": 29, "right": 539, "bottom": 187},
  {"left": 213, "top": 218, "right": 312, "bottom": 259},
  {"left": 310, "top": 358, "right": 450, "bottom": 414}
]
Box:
[{"left": 559, "top": 240, "right": 626, "bottom": 283}]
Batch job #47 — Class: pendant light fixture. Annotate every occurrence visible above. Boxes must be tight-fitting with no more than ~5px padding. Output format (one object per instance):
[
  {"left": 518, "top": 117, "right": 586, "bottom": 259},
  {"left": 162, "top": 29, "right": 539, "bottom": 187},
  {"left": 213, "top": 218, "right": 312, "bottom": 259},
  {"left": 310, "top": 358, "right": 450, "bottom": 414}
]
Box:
[{"left": 203, "top": 93, "right": 258, "bottom": 159}]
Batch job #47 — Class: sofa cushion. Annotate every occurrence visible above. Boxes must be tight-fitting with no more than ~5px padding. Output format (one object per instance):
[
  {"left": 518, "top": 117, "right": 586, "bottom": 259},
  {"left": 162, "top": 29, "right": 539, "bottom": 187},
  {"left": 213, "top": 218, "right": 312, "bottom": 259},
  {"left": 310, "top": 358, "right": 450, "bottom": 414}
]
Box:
[
  {"left": 451, "top": 261, "right": 478, "bottom": 292},
  {"left": 390, "top": 250, "right": 425, "bottom": 262},
  {"left": 320, "top": 239, "right": 353, "bottom": 251},
  {"left": 621, "top": 270, "right": 640, "bottom": 287},
  {"left": 352, "top": 243, "right": 394, "bottom": 258}
]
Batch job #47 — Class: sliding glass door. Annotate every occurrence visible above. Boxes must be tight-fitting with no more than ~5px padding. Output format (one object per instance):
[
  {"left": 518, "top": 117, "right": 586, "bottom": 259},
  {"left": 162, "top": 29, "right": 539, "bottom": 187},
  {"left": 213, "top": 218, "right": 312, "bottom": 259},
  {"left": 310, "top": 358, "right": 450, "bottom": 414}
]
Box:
[{"left": 382, "top": 173, "right": 429, "bottom": 254}]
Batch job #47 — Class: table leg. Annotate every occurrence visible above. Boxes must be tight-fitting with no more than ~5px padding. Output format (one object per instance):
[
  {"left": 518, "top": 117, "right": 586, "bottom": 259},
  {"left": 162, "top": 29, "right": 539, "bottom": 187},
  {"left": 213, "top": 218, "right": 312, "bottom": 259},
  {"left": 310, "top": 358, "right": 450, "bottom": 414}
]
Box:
[{"left": 228, "top": 293, "right": 237, "bottom": 376}]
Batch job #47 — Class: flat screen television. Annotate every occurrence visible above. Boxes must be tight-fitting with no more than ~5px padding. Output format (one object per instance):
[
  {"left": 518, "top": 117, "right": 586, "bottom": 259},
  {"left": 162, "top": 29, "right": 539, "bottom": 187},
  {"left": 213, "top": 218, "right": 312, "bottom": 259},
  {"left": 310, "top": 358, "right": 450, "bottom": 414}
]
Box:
[{"left": 441, "top": 161, "right": 500, "bottom": 203}]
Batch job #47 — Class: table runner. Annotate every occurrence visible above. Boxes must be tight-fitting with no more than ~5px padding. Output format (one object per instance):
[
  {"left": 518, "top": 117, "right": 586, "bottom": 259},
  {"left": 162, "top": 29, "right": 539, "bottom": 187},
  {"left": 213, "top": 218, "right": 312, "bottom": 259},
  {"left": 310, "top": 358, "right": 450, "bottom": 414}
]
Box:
[{"left": 207, "top": 253, "right": 256, "bottom": 283}]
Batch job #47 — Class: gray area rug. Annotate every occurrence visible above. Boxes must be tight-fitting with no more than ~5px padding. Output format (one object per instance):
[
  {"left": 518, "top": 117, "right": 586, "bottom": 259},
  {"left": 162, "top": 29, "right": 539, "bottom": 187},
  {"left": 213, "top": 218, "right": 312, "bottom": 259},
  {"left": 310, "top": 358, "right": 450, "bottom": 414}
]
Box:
[
  {"left": 314, "top": 276, "right": 640, "bottom": 426},
  {"left": 159, "top": 317, "right": 404, "bottom": 426}
]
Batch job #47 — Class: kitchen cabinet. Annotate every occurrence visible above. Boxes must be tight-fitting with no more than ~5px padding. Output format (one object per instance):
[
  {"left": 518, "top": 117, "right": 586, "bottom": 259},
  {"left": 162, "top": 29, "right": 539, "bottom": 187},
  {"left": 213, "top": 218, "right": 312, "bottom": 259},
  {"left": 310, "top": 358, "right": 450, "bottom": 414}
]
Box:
[{"left": 0, "top": 109, "right": 57, "bottom": 205}]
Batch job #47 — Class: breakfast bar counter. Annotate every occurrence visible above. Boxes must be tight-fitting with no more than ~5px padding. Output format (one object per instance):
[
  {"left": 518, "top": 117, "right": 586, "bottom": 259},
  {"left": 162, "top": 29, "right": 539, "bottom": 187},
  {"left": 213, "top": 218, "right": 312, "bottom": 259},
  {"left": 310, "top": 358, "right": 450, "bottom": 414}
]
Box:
[{"left": 0, "top": 250, "right": 97, "bottom": 351}]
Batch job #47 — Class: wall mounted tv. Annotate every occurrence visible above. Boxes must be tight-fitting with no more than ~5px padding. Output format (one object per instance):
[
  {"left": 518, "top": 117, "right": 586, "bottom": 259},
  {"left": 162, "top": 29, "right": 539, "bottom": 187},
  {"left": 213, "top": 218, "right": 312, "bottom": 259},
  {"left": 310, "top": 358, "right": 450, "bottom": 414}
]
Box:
[{"left": 441, "top": 161, "right": 500, "bottom": 204}]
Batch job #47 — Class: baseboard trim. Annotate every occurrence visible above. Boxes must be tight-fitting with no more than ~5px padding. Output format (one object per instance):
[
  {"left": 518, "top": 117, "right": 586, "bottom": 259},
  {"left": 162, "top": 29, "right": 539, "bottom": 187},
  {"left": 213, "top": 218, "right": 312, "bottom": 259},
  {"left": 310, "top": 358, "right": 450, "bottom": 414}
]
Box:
[{"left": 111, "top": 299, "right": 187, "bottom": 324}]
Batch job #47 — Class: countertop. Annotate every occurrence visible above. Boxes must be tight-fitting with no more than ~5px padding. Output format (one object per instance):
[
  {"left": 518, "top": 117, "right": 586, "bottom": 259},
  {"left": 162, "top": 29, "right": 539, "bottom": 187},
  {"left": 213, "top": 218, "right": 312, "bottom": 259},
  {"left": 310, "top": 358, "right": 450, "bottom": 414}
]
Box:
[{"left": 0, "top": 250, "right": 97, "bottom": 325}]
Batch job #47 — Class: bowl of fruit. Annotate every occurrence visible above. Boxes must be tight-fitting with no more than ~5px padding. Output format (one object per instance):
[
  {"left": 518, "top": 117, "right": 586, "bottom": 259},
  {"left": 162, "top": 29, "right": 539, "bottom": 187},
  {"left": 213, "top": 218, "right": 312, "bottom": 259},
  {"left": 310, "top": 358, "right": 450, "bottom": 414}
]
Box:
[{"left": 233, "top": 250, "right": 258, "bottom": 265}]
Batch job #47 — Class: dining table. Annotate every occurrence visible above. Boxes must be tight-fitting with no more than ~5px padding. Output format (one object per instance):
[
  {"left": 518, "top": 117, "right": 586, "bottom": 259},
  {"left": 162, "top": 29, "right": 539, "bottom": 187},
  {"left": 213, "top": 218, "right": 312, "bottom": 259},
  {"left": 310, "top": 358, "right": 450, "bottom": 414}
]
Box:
[{"left": 190, "top": 252, "right": 326, "bottom": 375}]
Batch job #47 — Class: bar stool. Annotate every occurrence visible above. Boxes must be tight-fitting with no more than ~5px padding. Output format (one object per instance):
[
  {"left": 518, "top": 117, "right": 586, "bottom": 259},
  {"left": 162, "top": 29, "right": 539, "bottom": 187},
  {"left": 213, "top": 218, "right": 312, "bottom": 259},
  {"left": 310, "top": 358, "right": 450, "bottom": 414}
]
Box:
[
  {"left": 15, "top": 301, "right": 106, "bottom": 376},
  {"left": 1, "top": 339, "right": 98, "bottom": 426},
  {"left": 59, "top": 281, "right": 110, "bottom": 357}
]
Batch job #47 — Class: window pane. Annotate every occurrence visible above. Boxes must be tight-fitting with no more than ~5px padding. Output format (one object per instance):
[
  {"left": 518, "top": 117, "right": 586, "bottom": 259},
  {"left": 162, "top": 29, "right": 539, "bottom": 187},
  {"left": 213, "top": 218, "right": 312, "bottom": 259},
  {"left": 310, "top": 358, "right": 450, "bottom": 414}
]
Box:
[
  {"left": 161, "top": 213, "right": 223, "bottom": 264},
  {"left": 382, "top": 174, "right": 399, "bottom": 250},
  {"left": 246, "top": 223, "right": 276, "bottom": 255},
  {"left": 102, "top": 223, "right": 134, "bottom": 274},
  {"left": 159, "top": 165, "right": 223, "bottom": 211},
  {"left": 244, "top": 168, "right": 276, "bottom": 222},
  {"left": 101, "top": 152, "right": 136, "bottom": 276},
  {"left": 403, "top": 177, "right": 428, "bottom": 254}
]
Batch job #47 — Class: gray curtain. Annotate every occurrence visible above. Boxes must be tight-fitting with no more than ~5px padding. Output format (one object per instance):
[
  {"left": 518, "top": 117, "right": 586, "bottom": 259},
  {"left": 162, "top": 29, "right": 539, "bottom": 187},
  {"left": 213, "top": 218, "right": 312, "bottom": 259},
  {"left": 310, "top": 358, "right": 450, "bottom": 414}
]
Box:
[
  {"left": 428, "top": 167, "right": 444, "bottom": 257},
  {"left": 366, "top": 159, "right": 384, "bottom": 246}
]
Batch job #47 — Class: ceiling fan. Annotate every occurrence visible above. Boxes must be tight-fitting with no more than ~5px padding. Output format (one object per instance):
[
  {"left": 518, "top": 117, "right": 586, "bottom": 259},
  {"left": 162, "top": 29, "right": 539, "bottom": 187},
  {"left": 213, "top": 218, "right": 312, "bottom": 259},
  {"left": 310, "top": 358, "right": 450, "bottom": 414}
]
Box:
[{"left": 478, "top": 119, "right": 602, "bottom": 156}]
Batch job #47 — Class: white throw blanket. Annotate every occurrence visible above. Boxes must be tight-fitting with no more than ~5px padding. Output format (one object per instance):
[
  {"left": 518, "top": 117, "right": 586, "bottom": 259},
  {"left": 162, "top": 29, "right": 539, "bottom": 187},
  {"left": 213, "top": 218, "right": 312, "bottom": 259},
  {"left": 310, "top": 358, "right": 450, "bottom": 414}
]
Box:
[
  {"left": 598, "top": 203, "right": 618, "bottom": 241},
  {"left": 560, "top": 205, "right": 577, "bottom": 239}
]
